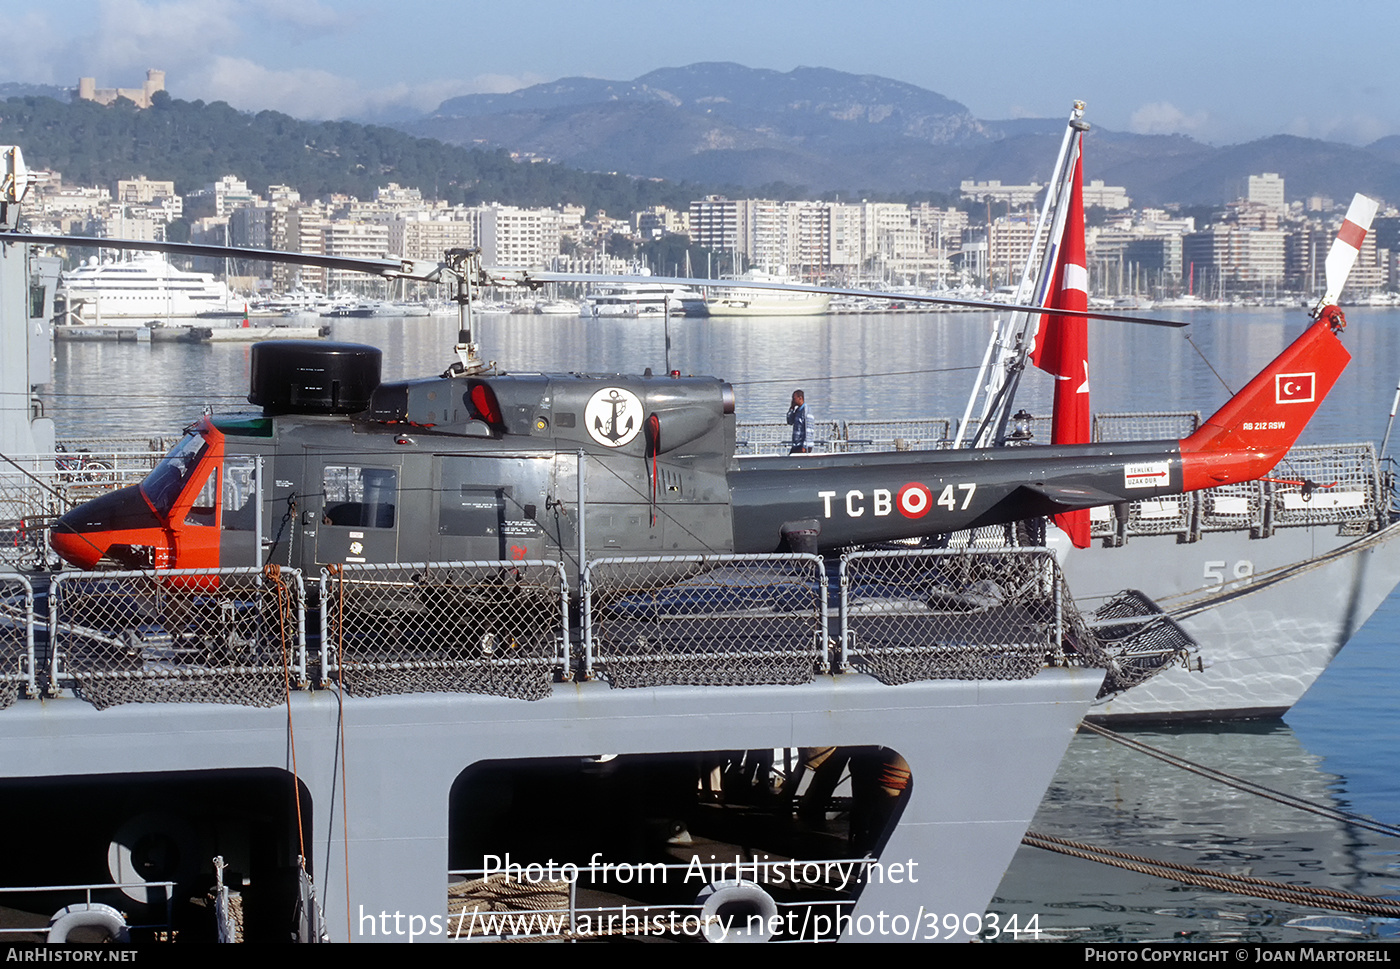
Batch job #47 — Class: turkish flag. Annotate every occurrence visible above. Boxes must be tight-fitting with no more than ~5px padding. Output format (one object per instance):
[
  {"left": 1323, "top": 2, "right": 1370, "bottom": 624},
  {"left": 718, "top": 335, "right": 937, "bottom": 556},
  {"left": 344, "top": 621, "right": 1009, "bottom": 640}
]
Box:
[
  {"left": 1275, "top": 373, "right": 1316, "bottom": 403},
  {"left": 1030, "top": 150, "right": 1091, "bottom": 547}
]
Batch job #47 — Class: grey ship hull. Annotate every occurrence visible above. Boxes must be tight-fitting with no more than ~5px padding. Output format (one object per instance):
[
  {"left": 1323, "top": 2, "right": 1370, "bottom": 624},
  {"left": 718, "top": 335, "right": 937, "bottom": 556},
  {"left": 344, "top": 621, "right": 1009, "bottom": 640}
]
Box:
[
  {"left": 0, "top": 670, "right": 1100, "bottom": 943},
  {"left": 1063, "top": 520, "right": 1400, "bottom": 721}
]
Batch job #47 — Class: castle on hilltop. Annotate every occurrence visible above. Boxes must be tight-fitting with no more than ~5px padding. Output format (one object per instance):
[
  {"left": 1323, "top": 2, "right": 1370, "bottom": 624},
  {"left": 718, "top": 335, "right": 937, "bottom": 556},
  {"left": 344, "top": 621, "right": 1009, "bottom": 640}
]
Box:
[{"left": 76, "top": 69, "right": 165, "bottom": 109}]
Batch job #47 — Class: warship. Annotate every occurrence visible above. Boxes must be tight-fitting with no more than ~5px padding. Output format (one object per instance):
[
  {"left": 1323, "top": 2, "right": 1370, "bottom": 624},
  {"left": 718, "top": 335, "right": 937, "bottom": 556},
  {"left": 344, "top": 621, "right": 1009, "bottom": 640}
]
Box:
[{"left": 0, "top": 144, "right": 1117, "bottom": 944}]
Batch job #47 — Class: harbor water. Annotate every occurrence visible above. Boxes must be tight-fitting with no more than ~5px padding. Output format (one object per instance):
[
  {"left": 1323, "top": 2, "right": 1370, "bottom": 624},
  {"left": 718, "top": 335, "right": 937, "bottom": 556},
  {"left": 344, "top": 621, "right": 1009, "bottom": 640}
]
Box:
[{"left": 45, "top": 306, "right": 1400, "bottom": 943}]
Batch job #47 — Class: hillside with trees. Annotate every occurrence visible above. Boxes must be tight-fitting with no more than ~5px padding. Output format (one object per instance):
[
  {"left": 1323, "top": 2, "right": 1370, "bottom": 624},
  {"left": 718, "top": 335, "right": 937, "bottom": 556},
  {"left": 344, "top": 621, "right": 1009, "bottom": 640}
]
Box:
[{"left": 0, "top": 93, "right": 720, "bottom": 213}]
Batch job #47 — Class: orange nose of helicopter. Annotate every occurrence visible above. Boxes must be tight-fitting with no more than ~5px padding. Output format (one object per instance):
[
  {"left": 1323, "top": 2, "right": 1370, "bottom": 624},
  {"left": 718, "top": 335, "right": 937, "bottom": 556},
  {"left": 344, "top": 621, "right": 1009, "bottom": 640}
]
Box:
[{"left": 50, "top": 485, "right": 169, "bottom": 570}]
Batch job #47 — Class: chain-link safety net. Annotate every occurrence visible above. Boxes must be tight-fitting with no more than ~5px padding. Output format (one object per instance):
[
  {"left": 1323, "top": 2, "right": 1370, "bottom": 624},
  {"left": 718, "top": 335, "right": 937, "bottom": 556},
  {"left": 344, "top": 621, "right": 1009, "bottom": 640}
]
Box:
[
  {"left": 734, "top": 421, "right": 845, "bottom": 455},
  {"left": 0, "top": 573, "right": 34, "bottom": 707},
  {"left": 841, "top": 418, "right": 957, "bottom": 453},
  {"left": 839, "top": 549, "right": 1195, "bottom": 693},
  {"left": 1197, "top": 481, "right": 1262, "bottom": 533},
  {"left": 1092, "top": 411, "right": 1201, "bottom": 442},
  {"left": 0, "top": 463, "right": 63, "bottom": 570},
  {"left": 49, "top": 566, "right": 305, "bottom": 710},
  {"left": 838, "top": 548, "right": 1061, "bottom": 684},
  {"left": 1121, "top": 494, "right": 1196, "bottom": 538},
  {"left": 583, "top": 554, "right": 827, "bottom": 688},
  {"left": 1270, "top": 443, "right": 1384, "bottom": 529},
  {"left": 1063, "top": 588, "right": 1197, "bottom": 698},
  {"left": 320, "top": 560, "right": 568, "bottom": 701}
]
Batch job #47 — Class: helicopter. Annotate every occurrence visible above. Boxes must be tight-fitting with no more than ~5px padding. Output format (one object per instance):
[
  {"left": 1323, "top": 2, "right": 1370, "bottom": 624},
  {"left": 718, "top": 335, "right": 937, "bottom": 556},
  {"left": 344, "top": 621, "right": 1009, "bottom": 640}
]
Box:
[{"left": 1, "top": 170, "right": 1375, "bottom": 585}]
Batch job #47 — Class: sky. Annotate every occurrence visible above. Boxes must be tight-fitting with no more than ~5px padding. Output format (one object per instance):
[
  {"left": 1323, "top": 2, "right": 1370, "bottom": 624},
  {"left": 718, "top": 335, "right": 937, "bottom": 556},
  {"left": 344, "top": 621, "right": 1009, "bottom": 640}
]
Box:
[{"left": 5, "top": 0, "right": 1400, "bottom": 147}]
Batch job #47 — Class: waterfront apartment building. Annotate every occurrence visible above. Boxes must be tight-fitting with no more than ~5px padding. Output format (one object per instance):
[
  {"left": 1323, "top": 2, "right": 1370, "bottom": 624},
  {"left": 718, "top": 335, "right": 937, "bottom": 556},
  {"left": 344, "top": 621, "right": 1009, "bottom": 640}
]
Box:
[
  {"left": 229, "top": 204, "right": 272, "bottom": 249},
  {"left": 689, "top": 197, "right": 952, "bottom": 278},
  {"left": 477, "top": 204, "right": 562, "bottom": 268},
  {"left": 960, "top": 180, "right": 1043, "bottom": 206},
  {"left": 1082, "top": 180, "right": 1131, "bottom": 211},
  {"left": 962, "top": 178, "right": 1129, "bottom": 211},
  {"left": 285, "top": 205, "right": 329, "bottom": 291},
  {"left": 985, "top": 216, "right": 1041, "bottom": 290},
  {"left": 1182, "top": 224, "right": 1286, "bottom": 294},
  {"left": 1085, "top": 209, "right": 1191, "bottom": 295},
  {"left": 387, "top": 211, "right": 477, "bottom": 265},
  {"left": 688, "top": 197, "right": 787, "bottom": 270},
  {"left": 113, "top": 176, "right": 179, "bottom": 217},
  {"left": 185, "top": 176, "right": 260, "bottom": 221},
  {"left": 323, "top": 220, "right": 392, "bottom": 291},
  {"left": 635, "top": 205, "right": 689, "bottom": 240},
  {"left": 689, "top": 197, "right": 743, "bottom": 253}
]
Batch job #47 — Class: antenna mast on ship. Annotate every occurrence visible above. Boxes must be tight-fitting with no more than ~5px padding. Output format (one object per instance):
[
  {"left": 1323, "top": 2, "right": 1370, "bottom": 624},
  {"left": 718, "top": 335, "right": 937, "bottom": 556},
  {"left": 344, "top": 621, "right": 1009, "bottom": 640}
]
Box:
[{"left": 955, "top": 101, "right": 1089, "bottom": 448}]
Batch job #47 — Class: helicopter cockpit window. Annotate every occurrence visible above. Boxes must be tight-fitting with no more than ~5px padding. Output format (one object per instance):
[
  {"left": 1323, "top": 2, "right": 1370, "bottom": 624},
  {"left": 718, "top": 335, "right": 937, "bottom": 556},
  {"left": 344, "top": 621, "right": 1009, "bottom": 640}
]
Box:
[
  {"left": 141, "top": 431, "right": 210, "bottom": 518},
  {"left": 322, "top": 466, "right": 397, "bottom": 529}
]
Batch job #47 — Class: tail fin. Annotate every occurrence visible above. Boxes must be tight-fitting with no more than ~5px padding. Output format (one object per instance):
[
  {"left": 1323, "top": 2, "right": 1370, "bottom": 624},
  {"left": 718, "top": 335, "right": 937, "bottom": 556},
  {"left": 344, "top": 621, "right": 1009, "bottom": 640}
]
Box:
[
  {"left": 1179, "top": 317, "right": 1351, "bottom": 490},
  {"left": 1179, "top": 192, "right": 1375, "bottom": 492}
]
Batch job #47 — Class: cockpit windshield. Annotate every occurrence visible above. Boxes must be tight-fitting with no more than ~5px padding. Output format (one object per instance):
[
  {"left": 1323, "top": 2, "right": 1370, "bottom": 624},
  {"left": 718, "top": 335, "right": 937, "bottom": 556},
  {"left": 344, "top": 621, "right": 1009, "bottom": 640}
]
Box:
[{"left": 141, "top": 430, "right": 210, "bottom": 517}]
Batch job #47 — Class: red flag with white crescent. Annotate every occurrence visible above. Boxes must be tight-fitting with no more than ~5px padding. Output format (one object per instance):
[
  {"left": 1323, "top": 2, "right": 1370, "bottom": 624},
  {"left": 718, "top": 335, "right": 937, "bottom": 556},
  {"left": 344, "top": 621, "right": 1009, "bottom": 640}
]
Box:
[{"left": 1030, "top": 150, "right": 1091, "bottom": 547}]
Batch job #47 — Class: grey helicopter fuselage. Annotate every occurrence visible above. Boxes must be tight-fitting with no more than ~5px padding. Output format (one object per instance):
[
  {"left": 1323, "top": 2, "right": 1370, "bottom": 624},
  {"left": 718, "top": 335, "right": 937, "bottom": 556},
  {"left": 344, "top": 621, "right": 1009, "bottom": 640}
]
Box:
[{"left": 51, "top": 312, "right": 1349, "bottom": 581}]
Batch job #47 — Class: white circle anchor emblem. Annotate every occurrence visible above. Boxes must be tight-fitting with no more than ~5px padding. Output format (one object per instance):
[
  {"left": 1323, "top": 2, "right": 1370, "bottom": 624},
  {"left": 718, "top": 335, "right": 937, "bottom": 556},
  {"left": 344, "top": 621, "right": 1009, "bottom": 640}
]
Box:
[{"left": 584, "top": 387, "right": 643, "bottom": 447}]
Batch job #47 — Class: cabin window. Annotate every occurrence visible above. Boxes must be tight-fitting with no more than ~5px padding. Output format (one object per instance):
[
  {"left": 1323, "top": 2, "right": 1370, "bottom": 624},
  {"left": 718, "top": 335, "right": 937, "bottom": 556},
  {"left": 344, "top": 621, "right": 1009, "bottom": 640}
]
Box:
[
  {"left": 185, "top": 465, "right": 219, "bottom": 527},
  {"left": 322, "top": 465, "right": 397, "bottom": 529},
  {"left": 222, "top": 455, "right": 257, "bottom": 531}
]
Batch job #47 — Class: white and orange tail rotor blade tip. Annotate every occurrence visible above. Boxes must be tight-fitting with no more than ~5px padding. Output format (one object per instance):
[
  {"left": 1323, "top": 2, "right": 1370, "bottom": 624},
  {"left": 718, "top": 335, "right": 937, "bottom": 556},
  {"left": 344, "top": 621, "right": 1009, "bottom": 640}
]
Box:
[{"left": 1316, "top": 193, "right": 1379, "bottom": 318}]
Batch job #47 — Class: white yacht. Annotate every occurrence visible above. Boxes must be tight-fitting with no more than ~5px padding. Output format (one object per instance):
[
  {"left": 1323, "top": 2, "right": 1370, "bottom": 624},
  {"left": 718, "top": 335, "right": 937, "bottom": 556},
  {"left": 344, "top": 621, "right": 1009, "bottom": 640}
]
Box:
[
  {"left": 703, "top": 270, "right": 831, "bottom": 317},
  {"left": 584, "top": 283, "right": 701, "bottom": 317},
  {"left": 57, "top": 253, "right": 235, "bottom": 322}
]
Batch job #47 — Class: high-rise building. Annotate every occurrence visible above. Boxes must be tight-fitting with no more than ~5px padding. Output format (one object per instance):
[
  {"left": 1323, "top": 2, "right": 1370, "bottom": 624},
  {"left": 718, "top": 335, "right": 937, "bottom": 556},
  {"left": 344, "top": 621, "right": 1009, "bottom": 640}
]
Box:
[
  {"left": 477, "top": 205, "right": 561, "bottom": 268},
  {"left": 1247, "top": 173, "right": 1286, "bottom": 215},
  {"left": 689, "top": 197, "right": 742, "bottom": 253}
]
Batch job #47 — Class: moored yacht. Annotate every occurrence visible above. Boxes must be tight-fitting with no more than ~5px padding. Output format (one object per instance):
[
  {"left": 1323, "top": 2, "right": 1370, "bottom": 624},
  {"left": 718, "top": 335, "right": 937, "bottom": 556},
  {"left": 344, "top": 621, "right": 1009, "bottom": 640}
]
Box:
[
  {"left": 56, "top": 253, "right": 234, "bottom": 322},
  {"left": 703, "top": 270, "right": 831, "bottom": 317},
  {"left": 584, "top": 283, "right": 701, "bottom": 317}
]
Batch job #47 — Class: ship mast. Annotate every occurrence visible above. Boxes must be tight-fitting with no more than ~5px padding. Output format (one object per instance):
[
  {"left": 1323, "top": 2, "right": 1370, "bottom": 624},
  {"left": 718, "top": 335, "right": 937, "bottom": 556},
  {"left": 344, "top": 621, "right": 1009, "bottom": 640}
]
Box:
[{"left": 955, "top": 102, "right": 1088, "bottom": 448}]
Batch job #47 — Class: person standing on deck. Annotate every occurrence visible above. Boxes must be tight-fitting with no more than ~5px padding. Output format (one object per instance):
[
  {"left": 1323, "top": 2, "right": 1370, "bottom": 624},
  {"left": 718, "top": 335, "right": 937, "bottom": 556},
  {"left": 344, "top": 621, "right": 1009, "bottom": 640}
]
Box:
[{"left": 787, "top": 389, "right": 812, "bottom": 454}]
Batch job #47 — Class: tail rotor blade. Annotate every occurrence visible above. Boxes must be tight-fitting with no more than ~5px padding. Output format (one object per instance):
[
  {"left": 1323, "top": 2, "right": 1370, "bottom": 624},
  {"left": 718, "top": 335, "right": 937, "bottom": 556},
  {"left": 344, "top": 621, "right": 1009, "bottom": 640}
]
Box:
[{"left": 1319, "top": 193, "right": 1379, "bottom": 311}]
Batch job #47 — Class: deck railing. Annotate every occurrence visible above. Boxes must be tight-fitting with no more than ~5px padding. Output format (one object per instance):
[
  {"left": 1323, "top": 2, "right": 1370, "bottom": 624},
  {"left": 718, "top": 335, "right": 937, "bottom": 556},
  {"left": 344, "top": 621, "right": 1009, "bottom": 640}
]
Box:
[{"left": 7, "top": 545, "right": 1122, "bottom": 707}]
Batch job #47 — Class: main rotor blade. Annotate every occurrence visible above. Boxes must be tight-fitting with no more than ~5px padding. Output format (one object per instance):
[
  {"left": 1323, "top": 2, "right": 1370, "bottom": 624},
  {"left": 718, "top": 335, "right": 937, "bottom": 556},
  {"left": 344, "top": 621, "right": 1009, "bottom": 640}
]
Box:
[
  {"left": 505, "top": 270, "right": 1188, "bottom": 328},
  {"left": 3, "top": 231, "right": 1187, "bottom": 327},
  {"left": 0, "top": 232, "right": 416, "bottom": 279},
  {"left": 1320, "top": 194, "right": 1379, "bottom": 308}
]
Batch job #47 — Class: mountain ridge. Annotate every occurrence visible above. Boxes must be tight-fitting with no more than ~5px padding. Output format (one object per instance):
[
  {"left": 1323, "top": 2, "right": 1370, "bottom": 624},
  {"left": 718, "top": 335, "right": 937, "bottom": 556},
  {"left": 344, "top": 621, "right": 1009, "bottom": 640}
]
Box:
[{"left": 397, "top": 63, "right": 1400, "bottom": 205}]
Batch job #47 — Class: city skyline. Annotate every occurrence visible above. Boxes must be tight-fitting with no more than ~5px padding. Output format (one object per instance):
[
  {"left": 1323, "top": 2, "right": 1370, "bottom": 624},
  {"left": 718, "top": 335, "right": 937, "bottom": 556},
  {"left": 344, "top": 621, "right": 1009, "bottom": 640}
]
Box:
[{"left": 4, "top": 0, "right": 1399, "bottom": 147}]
